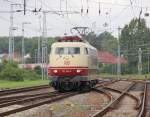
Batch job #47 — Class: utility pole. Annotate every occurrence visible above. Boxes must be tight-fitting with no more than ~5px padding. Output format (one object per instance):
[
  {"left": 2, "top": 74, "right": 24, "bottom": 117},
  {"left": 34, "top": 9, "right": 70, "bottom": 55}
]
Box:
[
  {"left": 9, "top": 4, "right": 14, "bottom": 62},
  {"left": 34, "top": 49, "right": 37, "bottom": 63},
  {"left": 9, "top": 4, "right": 21, "bottom": 62},
  {"left": 24, "top": 0, "right": 26, "bottom": 15},
  {"left": 42, "top": 11, "right": 48, "bottom": 80},
  {"left": 22, "top": 22, "right": 30, "bottom": 66},
  {"left": 117, "top": 27, "right": 121, "bottom": 80},
  {"left": 38, "top": 15, "right": 42, "bottom": 64},
  {"left": 138, "top": 48, "right": 142, "bottom": 75}
]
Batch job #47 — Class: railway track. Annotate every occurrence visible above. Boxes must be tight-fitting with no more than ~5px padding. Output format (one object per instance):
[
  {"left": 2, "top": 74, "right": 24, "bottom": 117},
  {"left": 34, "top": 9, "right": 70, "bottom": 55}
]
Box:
[
  {"left": 0, "top": 85, "right": 50, "bottom": 96},
  {"left": 0, "top": 79, "right": 116, "bottom": 117},
  {"left": 136, "top": 82, "right": 150, "bottom": 117},
  {"left": 0, "top": 91, "right": 82, "bottom": 117},
  {"left": 0, "top": 91, "right": 58, "bottom": 104},
  {"left": 136, "top": 82, "right": 147, "bottom": 117},
  {"left": 102, "top": 86, "right": 140, "bottom": 109},
  {"left": 145, "top": 83, "right": 150, "bottom": 117},
  {"left": 0, "top": 91, "right": 60, "bottom": 108},
  {"left": 0, "top": 80, "right": 113, "bottom": 105},
  {"left": 2, "top": 79, "right": 145, "bottom": 117},
  {"left": 91, "top": 82, "right": 136, "bottom": 117}
]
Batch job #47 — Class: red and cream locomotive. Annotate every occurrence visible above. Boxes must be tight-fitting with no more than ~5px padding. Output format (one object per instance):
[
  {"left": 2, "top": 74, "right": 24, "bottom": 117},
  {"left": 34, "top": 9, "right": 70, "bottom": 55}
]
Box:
[{"left": 48, "top": 36, "right": 98, "bottom": 91}]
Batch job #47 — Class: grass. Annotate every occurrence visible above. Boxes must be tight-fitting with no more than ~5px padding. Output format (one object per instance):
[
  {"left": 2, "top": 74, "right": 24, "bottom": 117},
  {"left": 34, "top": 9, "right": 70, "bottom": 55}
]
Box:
[
  {"left": 1, "top": 74, "right": 149, "bottom": 89},
  {"left": 0, "top": 79, "right": 49, "bottom": 89}
]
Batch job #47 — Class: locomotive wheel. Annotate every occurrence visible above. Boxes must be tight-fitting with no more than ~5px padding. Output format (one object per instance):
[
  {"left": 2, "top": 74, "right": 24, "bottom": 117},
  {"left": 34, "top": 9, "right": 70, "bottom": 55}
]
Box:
[
  {"left": 61, "top": 82, "right": 74, "bottom": 91},
  {"left": 80, "top": 81, "right": 92, "bottom": 91}
]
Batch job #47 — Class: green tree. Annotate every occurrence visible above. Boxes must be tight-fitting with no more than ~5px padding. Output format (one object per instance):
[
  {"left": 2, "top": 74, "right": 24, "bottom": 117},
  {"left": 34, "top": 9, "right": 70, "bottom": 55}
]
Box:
[
  {"left": 120, "top": 18, "right": 150, "bottom": 73},
  {"left": 85, "top": 31, "right": 117, "bottom": 54}
]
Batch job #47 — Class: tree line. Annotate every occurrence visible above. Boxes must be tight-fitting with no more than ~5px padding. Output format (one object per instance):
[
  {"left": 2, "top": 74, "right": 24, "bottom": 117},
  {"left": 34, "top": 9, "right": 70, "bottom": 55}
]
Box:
[{"left": 0, "top": 18, "right": 150, "bottom": 74}]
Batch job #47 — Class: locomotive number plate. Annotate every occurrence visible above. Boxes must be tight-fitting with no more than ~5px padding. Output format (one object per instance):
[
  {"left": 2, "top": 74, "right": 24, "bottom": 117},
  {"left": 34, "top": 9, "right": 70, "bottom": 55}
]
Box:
[{"left": 64, "top": 60, "right": 70, "bottom": 65}]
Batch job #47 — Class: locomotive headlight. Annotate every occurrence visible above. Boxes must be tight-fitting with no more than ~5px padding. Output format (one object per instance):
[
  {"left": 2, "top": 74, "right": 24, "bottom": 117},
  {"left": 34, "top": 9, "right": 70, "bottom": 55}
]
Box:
[
  {"left": 53, "top": 70, "right": 58, "bottom": 73},
  {"left": 76, "top": 69, "right": 81, "bottom": 73}
]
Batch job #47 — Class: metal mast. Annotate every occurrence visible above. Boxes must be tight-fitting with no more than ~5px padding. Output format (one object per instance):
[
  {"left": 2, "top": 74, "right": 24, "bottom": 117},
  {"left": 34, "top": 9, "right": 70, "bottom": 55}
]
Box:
[
  {"left": 9, "top": 4, "right": 21, "bottom": 62},
  {"left": 22, "top": 23, "right": 25, "bottom": 65},
  {"left": 38, "top": 15, "right": 42, "bottom": 64},
  {"left": 138, "top": 48, "right": 142, "bottom": 75},
  {"left": 9, "top": 4, "right": 14, "bottom": 62},
  {"left": 42, "top": 11, "right": 48, "bottom": 80},
  {"left": 22, "top": 22, "right": 30, "bottom": 66},
  {"left": 117, "top": 27, "right": 121, "bottom": 79}
]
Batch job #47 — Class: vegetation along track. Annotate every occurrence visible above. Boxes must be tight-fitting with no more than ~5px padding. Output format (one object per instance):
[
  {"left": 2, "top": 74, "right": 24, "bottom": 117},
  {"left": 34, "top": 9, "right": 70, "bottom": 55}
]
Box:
[{"left": 91, "top": 82, "right": 136, "bottom": 117}]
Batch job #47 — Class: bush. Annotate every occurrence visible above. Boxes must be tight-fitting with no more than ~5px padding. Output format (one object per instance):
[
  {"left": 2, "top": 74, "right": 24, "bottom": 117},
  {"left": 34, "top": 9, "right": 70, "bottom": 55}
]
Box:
[
  {"left": 0, "top": 61, "right": 42, "bottom": 81},
  {"left": 0, "top": 63, "right": 3, "bottom": 72},
  {"left": 34, "top": 66, "right": 42, "bottom": 75},
  {"left": 0, "top": 62, "right": 24, "bottom": 81},
  {"left": 100, "top": 64, "right": 117, "bottom": 74},
  {"left": 22, "top": 69, "right": 41, "bottom": 80}
]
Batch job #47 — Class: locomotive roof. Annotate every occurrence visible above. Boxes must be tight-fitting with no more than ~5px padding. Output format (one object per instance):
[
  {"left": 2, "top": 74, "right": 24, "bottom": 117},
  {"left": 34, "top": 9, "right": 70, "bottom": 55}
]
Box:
[
  {"left": 57, "top": 36, "right": 83, "bottom": 42},
  {"left": 52, "top": 36, "right": 96, "bottom": 50},
  {"left": 51, "top": 42, "right": 96, "bottom": 50}
]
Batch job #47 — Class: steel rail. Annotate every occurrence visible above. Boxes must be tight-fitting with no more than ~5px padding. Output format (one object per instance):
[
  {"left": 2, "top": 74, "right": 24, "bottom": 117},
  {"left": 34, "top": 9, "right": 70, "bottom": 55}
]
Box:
[
  {"left": 0, "top": 91, "right": 58, "bottom": 104},
  {"left": 0, "top": 92, "right": 80, "bottom": 117},
  {"left": 136, "top": 82, "right": 147, "bottom": 117},
  {"left": 0, "top": 80, "right": 114, "bottom": 104},
  {"left": 99, "top": 76, "right": 149, "bottom": 83},
  {"left": 102, "top": 86, "right": 140, "bottom": 109},
  {"left": 0, "top": 85, "right": 49, "bottom": 92},
  {"left": 0, "top": 80, "right": 113, "bottom": 104},
  {"left": 0, "top": 91, "right": 60, "bottom": 108},
  {"left": 96, "top": 80, "right": 118, "bottom": 87},
  {"left": 92, "top": 88, "right": 113, "bottom": 102},
  {"left": 0, "top": 85, "right": 49, "bottom": 96},
  {"left": 91, "top": 82, "right": 136, "bottom": 117}
]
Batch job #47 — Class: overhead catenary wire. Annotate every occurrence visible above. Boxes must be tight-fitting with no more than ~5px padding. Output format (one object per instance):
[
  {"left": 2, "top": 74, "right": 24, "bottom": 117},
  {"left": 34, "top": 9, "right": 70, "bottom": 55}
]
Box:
[
  {"left": 81, "top": 0, "right": 83, "bottom": 14},
  {"left": 3, "top": 0, "right": 20, "bottom": 4},
  {"left": 86, "top": 0, "right": 89, "bottom": 14},
  {"left": 88, "top": 0, "right": 150, "bottom": 9},
  {"left": 99, "top": 1, "right": 101, "bottom": 15},
  {"left": 129, "top": 0, "right": 136, "bottom": 17},
  {"left": 0, "top": 15, "right": 40, "bottom": 33},
  {"left": 1, "top": 0, "right": 150, "bottom": 38}
]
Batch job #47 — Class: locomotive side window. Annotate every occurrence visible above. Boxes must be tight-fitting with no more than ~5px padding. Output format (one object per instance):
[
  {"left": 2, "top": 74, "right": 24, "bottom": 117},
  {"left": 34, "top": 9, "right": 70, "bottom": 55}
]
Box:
[{"left": 55, "top": 47, "right": 80, "bottom": 55}]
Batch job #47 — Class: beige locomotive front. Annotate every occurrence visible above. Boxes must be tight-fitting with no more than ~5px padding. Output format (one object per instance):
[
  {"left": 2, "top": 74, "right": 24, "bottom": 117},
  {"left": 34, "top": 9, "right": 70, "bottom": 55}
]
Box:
[
  {"left": 48, "top": 40, "right": 98, "bottom": 91},
  {"left": 50, "top": 42, "right": 88, "bottom": 67}
]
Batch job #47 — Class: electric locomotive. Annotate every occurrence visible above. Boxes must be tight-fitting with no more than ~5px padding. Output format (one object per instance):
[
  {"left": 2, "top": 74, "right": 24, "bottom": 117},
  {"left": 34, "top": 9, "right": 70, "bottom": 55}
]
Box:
[{"left": 48, "top": 36, "right": 98, "bottom": 91}]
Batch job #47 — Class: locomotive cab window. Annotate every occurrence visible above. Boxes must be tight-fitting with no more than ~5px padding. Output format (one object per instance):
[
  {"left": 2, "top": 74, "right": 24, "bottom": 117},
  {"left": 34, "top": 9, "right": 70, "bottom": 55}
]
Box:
[
  {"left": 55, "top": 47, "right": 80, "bottom": 55},
  {"left": 55, "top": 47, "right": 64, "bottom": 54},
  {"left": 68, "top": 47, "right": 80, "bottom": 54}
]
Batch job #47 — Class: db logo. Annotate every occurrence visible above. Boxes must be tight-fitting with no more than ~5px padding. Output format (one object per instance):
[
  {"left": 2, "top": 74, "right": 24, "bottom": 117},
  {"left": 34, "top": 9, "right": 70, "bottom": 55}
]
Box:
[{"left": 64, "top": 60, "right": 70, "bottom": 65}]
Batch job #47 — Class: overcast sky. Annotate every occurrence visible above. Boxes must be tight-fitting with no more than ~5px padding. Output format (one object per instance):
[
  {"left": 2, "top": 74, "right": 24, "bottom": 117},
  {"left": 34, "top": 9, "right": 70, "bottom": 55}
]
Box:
[{"left": 0, "top": 0, "right": 150, "bottom": 37}]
